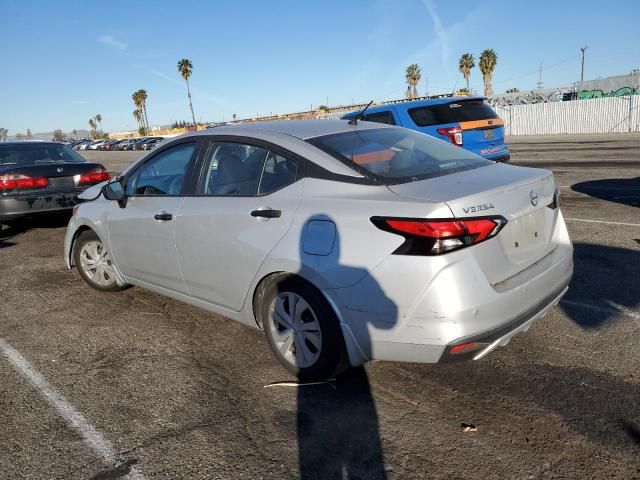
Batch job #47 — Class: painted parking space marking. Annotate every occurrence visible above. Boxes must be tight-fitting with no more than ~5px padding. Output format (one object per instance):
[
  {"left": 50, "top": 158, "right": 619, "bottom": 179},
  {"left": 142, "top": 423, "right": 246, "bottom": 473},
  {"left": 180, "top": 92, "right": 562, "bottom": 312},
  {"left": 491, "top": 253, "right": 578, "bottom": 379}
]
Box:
[
  {"left": 564, "top": 218, "right": 640, "bottom": 227},
  {"left": 0, "top": 337, "right": 145, "bottom": 479},
  {"left": 560, "top": 300, "right": 640, "bottom": 321}
]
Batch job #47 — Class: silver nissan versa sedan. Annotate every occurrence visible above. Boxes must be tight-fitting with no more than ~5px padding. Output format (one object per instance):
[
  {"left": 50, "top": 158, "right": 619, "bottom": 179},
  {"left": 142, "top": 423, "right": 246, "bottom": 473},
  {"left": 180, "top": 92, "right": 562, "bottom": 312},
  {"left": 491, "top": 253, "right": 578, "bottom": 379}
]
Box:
[{"left": 64, "top": 120, "right": 573, "bottom": 380}]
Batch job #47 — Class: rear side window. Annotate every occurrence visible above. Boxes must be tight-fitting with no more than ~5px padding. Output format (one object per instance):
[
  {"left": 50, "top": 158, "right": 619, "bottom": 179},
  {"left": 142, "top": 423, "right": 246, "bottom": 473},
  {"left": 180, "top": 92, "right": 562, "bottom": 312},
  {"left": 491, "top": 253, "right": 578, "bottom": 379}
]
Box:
[
  {"left": 363, "top": 111, "right": 396, "bottom": 125},
  {"left": 0, "top": 144, "right": 86, "bottom": 165},
  {"left": 258, "top": 152, "right": 297, "bottom": 195},
  {"left": 202, "top": 142, "right": 268, "bottom": 196},
  {"left": 408, "top": 100, "right": 498, "bottom": 127}
]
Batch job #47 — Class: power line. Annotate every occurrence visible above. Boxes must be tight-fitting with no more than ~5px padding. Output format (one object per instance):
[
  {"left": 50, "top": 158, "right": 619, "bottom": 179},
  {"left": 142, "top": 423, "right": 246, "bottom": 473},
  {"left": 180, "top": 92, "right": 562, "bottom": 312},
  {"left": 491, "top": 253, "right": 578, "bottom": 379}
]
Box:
[{"left": 494, "top": 54, "right": 580, "bottom": 86}]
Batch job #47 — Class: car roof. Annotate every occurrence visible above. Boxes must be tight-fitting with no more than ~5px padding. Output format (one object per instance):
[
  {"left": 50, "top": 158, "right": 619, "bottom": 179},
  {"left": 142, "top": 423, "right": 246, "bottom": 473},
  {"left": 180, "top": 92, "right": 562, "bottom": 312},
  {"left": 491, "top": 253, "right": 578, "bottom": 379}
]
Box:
[
  {"left": 343, "top": 96, "right": 487, "bottom": 116},
  {"left": 187, "top": 119, "right": 391, "bottom": 140}
]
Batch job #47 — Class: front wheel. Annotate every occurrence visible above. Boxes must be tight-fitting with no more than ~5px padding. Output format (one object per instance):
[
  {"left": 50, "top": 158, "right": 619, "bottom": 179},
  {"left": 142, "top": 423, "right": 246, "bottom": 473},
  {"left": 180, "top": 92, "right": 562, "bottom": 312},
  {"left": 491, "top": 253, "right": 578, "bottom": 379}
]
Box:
[
  {"left": 261, "top": 276, "right": 348, "bottom": 381},
  {"left": 73, "top": 230, "right": 126, "bottom": 292}
]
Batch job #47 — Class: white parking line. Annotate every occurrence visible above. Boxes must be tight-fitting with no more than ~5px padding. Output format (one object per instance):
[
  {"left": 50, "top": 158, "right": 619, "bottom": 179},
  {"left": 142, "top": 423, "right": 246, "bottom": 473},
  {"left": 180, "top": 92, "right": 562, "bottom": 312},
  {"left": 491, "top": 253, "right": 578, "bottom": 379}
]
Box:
[
  {"left": 564, "top": 218, "right": 640, "bottom": 227},
  {"left": 561, "top": 300, "right": 640, "bottom": 320},
  {"left": 0, "top": 337, "right": 145, "bottom": 479}
]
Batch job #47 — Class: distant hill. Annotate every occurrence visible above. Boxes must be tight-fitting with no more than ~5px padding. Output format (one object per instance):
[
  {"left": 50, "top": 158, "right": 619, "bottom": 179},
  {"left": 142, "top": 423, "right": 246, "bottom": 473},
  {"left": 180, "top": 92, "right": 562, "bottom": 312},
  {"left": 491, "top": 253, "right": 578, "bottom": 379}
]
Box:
[{"left": 7, "top": 129, "right": 92, "bottom": 141}]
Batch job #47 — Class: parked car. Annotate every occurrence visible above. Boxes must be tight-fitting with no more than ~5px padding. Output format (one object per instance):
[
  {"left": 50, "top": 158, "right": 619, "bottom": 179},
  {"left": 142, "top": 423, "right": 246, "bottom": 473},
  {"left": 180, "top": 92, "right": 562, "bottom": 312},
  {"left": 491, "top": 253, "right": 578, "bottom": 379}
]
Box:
[
  {"left": 89, "top": 140, "right": 109, "bottom": 150},
  {"left": 0, "top": 142, "right": 110, "bottom": 223},
  {"left": 64, "top": 120, "right": 572, "bottom": 380},
  {"left": 131, "top": 137, "right": 151, "bottom": 150},
  {"left": 118, "top": 138, "right": 143, "bottom": 151},
  {"left": 139, "top": 137, "right": 164, "bottom": 150},
  {"left": 75, "top": 141, "right": 92, "bottom": 151},
  {"left": 342, "top": 96, "right": 510, "bottom": 162}
]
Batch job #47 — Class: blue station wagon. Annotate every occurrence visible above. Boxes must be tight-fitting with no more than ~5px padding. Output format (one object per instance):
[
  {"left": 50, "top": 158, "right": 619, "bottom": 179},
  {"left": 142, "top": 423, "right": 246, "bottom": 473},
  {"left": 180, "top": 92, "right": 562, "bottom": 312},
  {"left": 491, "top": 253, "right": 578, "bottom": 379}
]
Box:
[{"left": 342, "top": 96, "right": 510, "bottom": 162}]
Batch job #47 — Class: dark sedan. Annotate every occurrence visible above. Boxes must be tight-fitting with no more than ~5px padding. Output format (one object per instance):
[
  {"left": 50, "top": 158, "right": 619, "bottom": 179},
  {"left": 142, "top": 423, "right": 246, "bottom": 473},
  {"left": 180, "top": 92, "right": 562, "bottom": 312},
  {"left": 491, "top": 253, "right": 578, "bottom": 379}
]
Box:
[{"left": 0, "top": 142, "right": 110, "bottom": 222}]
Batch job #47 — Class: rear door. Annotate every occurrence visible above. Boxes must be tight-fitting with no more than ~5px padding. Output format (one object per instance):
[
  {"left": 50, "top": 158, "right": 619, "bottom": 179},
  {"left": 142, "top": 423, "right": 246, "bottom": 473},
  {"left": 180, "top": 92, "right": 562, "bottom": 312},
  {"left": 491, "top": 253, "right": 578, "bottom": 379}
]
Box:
[
  {"left": 175, "top": 139, "right": 303, "bottom": 311},
  {"left": 404, "top": 99, "right": 507, "bottom": 157},
  {"left": 107, "top": 140, "right": 200, "bottom": 293}
]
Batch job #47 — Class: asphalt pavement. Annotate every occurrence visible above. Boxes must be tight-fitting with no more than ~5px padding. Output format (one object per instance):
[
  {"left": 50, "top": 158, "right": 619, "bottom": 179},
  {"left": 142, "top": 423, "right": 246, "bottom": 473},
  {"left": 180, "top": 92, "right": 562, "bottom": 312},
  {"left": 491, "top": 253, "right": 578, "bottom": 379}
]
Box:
[{"left": 1, "top": 134, "right": 639, "bottom": 479}]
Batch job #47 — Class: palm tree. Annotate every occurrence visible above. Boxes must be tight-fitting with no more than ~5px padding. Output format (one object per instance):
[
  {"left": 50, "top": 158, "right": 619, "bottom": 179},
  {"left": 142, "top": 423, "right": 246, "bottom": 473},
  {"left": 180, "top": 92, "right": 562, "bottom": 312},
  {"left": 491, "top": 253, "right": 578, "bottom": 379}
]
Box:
[
  {"left": 479, "top": 49, "right": 498, "bottom": 97},
  {"left": 72, "top": 129, "right": 77, "bottom": 140},
  {"left": 95, "top": 114, "right": 102, "bottom": 133},
  {"left": 405, "top": 64, "right": 422, "bottom": 99},
  {"left": 133, "top": 109, "right": 142, "bottom": 130},
  {"left": 132, "top": 90, "right": 150, "bottom": 134},
  {"left": 177, "top": 59, "right": 197, "bottom": 127},
  {"left": 138, "top": 89, "right": 150, "bottom": 132},
  {"left": 458, "top": 53, "right": 475, "bottom": 92},
  {"left": 88, "top": 119, "right": 96, "bottom": 139}
]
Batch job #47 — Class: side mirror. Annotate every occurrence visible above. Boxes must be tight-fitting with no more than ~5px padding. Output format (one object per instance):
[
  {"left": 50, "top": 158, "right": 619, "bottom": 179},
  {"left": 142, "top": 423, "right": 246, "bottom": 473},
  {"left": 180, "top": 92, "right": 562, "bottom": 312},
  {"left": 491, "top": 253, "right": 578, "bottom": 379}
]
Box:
[{"left": 103, "top": 179, "right": 127, "bottom": 207}]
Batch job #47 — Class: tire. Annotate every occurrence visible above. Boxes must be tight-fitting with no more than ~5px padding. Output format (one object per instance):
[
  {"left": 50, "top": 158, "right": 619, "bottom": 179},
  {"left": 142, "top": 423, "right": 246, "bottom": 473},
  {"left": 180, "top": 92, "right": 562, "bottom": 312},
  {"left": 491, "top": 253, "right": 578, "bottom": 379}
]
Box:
[
  {"left": 260, "top": 275, "right": 348, "bottom": 381},
  {"left": 73, "top": 230, "right": 126, "bottom": 292}
]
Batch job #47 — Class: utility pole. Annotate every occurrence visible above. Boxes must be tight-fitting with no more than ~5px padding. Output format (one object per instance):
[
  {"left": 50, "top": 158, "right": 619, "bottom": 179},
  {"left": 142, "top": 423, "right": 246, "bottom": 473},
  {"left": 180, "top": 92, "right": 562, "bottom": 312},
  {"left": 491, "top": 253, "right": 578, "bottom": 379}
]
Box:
[
  {"left": 580, "top": 46, "right": 588, "bottom": 84},
  {"left": 536, "top": 63, "right": 543, "bottom": 90},
  {"left": 425, "top": 78, "right": 429, "bottom": 97}
]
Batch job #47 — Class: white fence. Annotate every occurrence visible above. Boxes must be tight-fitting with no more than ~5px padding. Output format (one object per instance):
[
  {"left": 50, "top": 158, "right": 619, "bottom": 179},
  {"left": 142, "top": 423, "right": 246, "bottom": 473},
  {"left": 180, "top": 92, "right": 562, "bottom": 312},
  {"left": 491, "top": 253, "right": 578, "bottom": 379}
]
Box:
[{"left": 494, "top": 96, "right": 640, "bottom": 135}]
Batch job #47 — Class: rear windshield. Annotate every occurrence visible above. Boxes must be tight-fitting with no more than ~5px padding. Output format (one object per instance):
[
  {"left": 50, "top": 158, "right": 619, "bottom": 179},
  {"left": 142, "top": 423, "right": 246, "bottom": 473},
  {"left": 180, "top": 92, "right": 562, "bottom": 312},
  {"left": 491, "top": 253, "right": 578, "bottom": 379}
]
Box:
[
  {"left": 0, "top": 144, "right": 86, "bottom": 166},
  {"left": 308, "top": 127, "right": 491, "bottom": 182},
  {"left": 408, "top": 100, "right": 498, "bottom": 127}
]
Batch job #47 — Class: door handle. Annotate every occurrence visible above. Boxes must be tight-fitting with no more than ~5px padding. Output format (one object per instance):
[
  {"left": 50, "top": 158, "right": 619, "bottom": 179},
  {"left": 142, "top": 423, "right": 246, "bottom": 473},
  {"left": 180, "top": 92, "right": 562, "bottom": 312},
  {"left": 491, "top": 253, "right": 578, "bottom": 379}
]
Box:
[
  {"left": 250, "top": 208, "right": 281, "bottom": 219},
  {"left": 154, "top": 211, "right": 173, "bottom": 221}
]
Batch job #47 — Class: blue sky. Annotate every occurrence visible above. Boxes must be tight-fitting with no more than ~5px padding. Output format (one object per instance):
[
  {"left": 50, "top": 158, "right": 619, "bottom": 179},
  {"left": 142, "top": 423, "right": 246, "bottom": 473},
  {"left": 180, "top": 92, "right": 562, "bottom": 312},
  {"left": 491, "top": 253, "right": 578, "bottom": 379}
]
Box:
[{"left": 1, "top": 0, "right": 638, "bottom": 134}]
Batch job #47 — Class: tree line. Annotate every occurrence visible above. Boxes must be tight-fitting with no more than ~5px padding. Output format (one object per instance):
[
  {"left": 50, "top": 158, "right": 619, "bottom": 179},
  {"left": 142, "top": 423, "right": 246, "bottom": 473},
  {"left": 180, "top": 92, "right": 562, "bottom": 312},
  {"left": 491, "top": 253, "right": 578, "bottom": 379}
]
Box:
[{"left": 404, "top": 49, "right": 500, "bottom": 99}]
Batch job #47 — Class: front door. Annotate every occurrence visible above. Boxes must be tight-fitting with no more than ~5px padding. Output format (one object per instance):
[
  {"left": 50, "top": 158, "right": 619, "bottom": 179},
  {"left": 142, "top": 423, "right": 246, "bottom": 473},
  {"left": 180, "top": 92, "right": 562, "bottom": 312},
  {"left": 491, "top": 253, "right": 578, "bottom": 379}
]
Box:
[
  {"left": 107, "top": 141, "right": 198, "bottom": 293},
  {"left": 176, "top": 141, "right": 302, "bottom": 311}
]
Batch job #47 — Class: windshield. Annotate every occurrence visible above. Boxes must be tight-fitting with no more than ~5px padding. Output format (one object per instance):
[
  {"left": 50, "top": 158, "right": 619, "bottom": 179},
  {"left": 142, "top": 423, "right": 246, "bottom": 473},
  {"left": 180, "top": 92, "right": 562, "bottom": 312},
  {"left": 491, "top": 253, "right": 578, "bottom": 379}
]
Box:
[
  {"left": 308, "top": 127, "right": 491, "bottom": 182},
  {"left": 0, "top": 144, "right": 87, "bottom": 165}
]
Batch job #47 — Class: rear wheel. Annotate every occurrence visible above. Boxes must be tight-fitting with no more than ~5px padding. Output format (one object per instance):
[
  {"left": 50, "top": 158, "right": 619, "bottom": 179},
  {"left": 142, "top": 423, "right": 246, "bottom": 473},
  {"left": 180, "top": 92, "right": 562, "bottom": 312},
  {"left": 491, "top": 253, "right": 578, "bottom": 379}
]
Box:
[
  {"left": 261, "top": 276, "right": 348, "bottom": 381},
  {"left": 73, "top": 230, "right": 126, "bottom": 292}
]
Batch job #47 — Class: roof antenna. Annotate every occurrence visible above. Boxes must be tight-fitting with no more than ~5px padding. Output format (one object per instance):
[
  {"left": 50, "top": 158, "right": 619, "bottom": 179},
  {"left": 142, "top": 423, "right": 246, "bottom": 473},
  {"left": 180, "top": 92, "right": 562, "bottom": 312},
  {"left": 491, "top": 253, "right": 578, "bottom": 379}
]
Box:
[{"left": 348, "top": 100, "right": 374, "bottom": 125}]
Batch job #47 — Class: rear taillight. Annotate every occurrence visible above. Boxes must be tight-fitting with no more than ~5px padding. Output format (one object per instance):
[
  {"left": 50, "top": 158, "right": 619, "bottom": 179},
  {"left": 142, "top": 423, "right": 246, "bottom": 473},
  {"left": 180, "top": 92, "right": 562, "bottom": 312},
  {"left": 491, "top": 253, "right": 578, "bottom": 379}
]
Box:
[
  {"left": 436, "top": 126, "right": 463, "bottom": 146},
  {"left": 74, "top": 167, "right": 111, "bottom": 185},
  {"left": 371, "top": 216, "right": 507, "bottom": 255},
  {"left": 0, "top": 174, "right": 49, "bottom": 191}
]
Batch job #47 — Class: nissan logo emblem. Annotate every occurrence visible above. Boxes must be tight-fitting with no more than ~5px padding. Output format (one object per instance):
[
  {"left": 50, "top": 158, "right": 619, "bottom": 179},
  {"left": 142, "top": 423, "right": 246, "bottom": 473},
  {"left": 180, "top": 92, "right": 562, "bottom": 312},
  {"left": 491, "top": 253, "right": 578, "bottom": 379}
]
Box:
[{"left": 530, "top": 190, "right": 539, "bottom": 206}]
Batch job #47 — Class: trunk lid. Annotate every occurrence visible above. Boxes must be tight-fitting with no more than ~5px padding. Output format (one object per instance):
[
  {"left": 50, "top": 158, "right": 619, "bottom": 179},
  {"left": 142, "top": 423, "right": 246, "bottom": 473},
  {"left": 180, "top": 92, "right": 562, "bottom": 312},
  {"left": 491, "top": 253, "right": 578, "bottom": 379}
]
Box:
[
  {"left": 387, "top": 163, "right": 558, "bottom": 283},
  {"left": 0, "top": 162, "right": 105, "bottom": 193}
]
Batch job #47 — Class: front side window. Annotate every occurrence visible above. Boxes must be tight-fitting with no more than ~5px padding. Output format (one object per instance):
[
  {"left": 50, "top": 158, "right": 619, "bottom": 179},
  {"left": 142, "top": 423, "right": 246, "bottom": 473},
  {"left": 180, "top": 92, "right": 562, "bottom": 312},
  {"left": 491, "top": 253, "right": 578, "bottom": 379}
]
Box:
[
  {"left": 127, "top": 142, "right": 196, "bottom": 195},
  {"left": 0, "top": 144, "right": 86, "bottom": 165},
  {"left": 308, "top": 128, "right": 491, "bottom": 183}
]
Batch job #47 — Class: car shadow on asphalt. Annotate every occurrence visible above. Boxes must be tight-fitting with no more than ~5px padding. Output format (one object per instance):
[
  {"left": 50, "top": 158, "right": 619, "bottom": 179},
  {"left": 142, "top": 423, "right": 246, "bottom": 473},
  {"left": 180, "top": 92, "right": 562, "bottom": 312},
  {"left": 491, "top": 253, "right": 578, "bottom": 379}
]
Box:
[
  {"left": 295, "top": 216, "right": 394, "bottom": 480},
  {"left": 0, "top": 211, "right": 71, "bottom": 249},
  {"left": 421, "top": 360, "right": 640, "bottom": 453},
  {"left": 571, "top": 177, "right": 640, "bottom": 208},
  {"left": 560, "top": 242, "right": 640, "bottom": 328},
  {"left": 0, "top": 211, "right": 71, "bottom": 241}
]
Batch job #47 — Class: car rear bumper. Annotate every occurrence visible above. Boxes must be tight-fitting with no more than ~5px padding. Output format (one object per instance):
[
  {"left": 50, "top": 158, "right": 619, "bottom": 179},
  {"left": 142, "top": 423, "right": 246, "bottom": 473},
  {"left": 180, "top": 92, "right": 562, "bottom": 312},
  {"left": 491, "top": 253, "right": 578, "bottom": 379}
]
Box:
[
  {"left": 328, "top": 212, "right": 573, "bottom": 366},
  {"left": 0, "top": 190, "right": 82, "bottom": 221},
  {"left": 438, "top": 282, "right": 569, "bottom": 363},
  {"left": 479, "top": 146, "right": 510, "bottom": 162}
]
